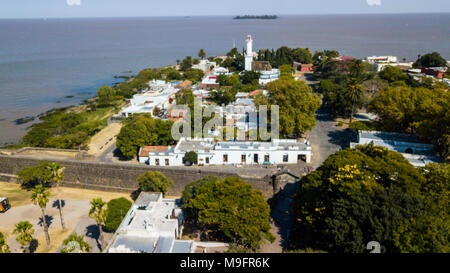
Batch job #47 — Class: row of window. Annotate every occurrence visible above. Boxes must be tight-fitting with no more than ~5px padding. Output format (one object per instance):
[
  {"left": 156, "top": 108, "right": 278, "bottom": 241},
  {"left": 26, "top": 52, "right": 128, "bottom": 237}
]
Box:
[
  {"left": 154, "top": 158, "right": 170, "bottom": 166},
  {"left": 152, "top": 154, "right": 291, "bottom": 166},
  {"left": 222, "top": 154, "right": 289, "bottom": 163}
]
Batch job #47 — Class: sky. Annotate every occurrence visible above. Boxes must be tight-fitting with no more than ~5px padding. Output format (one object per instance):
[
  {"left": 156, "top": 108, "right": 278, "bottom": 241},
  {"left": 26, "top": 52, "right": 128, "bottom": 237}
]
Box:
[{"left": 0, "top": 0, "right": 449, "bottom": 19}]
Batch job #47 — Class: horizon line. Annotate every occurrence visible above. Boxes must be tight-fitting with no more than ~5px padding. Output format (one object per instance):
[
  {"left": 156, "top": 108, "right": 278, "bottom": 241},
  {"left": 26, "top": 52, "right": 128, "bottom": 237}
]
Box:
[{"left": 0, "top": 11, "right": 449, "bottom": 20}]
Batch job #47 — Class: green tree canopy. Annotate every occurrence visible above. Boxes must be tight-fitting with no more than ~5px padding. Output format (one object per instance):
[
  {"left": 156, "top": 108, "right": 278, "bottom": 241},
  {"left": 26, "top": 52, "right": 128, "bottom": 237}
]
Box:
[
  {"left": 116, "top": 114, "right": 175, "bottom": 158},
  {"left": 13, "top": 221, "right": 34, "bottom": 252},
  {"left": 175, "top": 89, "right": 195, "bottom": 106},
  {"left": 97, "top": 86, "right": 116, "bottom": 107},
  {"left": 378, "top": 66, "right": 409, "bottom": 83},
  {"left": 0, "top": 232, "right": 10, "bottom": 253},
  {"left": 104, "top": 198, "right": 132, "bottom": 232},
  {"left": 182, "top": 176, "right": 273, "bottom": 250},
  {"left": 369, "top": 85, "right": 450, "bottom": 158},
  {"left": 182, "top": 68, "right": 204, "bottom": 84},
  {"left": 183, "top": 151, "right": 198, "bottom": 165},
  {"left": 17, "top": 161, "right": 54, "bottom": 188},
  {"left": 198, "top": 49, "right": 206, "bottom": 60},
  {"left": 413, "top": 52, "right": 447, "bottom": 68},
  {"left": 137, "top": 171, "right": 173, "bottom": 194},
  {"left": 291, "top": 145, "right": 449, "bottom": 253},
  {"left": 258, "top": 77, "right": 321, "bottom": 137},
  {"left": 61, "top": 233, "right": 91, "bottom": 253}
]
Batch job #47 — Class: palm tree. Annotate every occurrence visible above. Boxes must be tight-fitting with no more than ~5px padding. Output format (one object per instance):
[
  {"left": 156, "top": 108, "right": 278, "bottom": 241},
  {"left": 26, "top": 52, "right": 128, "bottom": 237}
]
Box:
[
  {"left": 346, "top": 80, "right": 364, "bottom": 124},
  {"left": 0, "top": 232, "right": 10, "bottom": 253},
  {"left": 13, "top": 221, "right": 35, "bottom": 253},
  {"left": 89, "top": 198, "right": 107, "bottom": 249},
  {"left": 198, "top": 49, "right": 206, "bottom": 60},
  {"left": 61, "top": 233, "right": 91, "bottom": 253},
  {"left": 31, "top": 185, "right": 51, "bottom": 249},
  {"left": 47, "top": 162, "right": 66, "bottom": 231}
]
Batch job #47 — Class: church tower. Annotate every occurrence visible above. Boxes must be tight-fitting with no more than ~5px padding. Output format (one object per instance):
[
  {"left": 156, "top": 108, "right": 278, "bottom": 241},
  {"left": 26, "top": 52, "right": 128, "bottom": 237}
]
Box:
[{"left": 245, "top": 35, "right": 253, "bottom": 71}]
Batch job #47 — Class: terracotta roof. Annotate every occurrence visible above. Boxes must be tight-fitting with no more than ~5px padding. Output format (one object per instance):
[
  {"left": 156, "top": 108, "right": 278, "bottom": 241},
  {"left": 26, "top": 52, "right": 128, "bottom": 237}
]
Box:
[
  {"left": 139, "top": 146, "right": 170, "bottom": 157},
  {"left": 248, "top": 89, "right": 263, "bottom": 97},
  {"left": 176, "top": 80, "right": 192, "bottom": 89}
]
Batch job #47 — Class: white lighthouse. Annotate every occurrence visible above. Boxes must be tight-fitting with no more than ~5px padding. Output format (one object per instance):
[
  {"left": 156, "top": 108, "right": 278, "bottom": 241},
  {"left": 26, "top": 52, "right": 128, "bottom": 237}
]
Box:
[{"left": 245, "top": 35, "right": 253, "bottom": 71}]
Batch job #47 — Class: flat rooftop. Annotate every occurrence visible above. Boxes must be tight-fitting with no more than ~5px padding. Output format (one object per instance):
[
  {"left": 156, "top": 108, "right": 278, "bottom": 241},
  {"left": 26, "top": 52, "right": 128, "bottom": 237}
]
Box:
[{"left": 359, "top": 130, "right": 424, "bottom": 144}]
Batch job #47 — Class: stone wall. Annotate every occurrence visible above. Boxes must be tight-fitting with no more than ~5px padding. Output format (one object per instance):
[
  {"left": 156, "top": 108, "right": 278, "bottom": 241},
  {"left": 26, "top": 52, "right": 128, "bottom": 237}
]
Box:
[{"left": 0, "top": 155, "right": 273, "bottom": 198}]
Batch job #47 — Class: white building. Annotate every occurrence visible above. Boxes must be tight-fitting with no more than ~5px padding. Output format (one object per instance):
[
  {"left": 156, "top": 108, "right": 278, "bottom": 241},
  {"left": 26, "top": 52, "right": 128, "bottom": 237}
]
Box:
[
  {"left": 106, "top": 192, "right": 194, "bottom": 253},
  {"left": 192, "top": 59, "right": 217, "bottom": 73},
  {"left": 139, "top": 138, "right": 312, "bottom": 166},
  {"left": 350, "top": 130, "right": 441, "bottom": 167},
  {"left": 259, "top": 69, "right": 280, "bottom": 85},
  {"left": 365, "top": 56, "right": 414, "bottom": 72},
  {"left": 366, "top": 56, "right": 398, "bottom": 64},
  {"left": 212, "top": 66, "right": 231, "bottom": 76},
  {"left": 120, "top": 86, "right": 178, "bottom": 118}
]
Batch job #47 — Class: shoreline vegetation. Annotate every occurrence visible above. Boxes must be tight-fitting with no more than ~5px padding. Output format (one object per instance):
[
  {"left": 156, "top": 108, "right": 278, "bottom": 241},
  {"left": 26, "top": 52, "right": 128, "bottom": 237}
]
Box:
[{"left": 233, "top": 15, "right": 278, "bottom": 20}]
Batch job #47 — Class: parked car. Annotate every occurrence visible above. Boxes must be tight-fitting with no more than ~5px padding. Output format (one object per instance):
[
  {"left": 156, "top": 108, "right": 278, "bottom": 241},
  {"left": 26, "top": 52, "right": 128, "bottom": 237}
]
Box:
[{"left": 0, "top": 197, "right": 10, "bottom": 213}]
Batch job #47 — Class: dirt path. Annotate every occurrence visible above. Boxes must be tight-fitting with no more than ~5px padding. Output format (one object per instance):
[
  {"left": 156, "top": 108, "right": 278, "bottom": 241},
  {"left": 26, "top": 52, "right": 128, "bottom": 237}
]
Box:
[{"left": 87, "top": 123, "right": 121, "bottom": 156}]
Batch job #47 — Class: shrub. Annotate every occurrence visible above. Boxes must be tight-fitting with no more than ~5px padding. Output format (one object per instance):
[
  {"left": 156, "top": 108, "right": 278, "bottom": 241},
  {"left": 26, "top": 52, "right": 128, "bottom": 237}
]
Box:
[
  {"left": 104, "top": 198, "right": 132, "bottom": 232},
  {"left": 183, "top": 151, "right": 198, "bottom": 165},
  {"left": 137, "top": 171, "right": 173, "bottom": 194}
]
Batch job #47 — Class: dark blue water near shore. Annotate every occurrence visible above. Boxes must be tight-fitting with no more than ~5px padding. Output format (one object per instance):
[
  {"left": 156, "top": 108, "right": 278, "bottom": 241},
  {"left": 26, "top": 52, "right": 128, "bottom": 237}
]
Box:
[{"left": 0, "top": 13, "right": 449, "bottom": 144}]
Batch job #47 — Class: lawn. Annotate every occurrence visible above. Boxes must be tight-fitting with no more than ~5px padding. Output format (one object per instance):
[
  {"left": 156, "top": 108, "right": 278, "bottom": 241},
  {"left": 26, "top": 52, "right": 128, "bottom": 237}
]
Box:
[{"left": 0, "top": 182, "right": 132, "bottom": 208}]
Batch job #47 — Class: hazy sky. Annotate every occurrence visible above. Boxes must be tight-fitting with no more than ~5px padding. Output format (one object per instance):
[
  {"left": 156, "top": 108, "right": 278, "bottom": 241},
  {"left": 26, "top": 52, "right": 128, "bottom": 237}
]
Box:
[{"left": 1, "top": 0, "right": 449, "bottom": 19}]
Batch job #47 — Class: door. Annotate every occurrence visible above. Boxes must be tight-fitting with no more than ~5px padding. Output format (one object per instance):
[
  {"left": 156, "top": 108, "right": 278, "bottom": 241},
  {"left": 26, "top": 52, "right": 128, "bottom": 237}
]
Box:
[{"left": 254, "top": 154, "right": 258, "bottom": 163}]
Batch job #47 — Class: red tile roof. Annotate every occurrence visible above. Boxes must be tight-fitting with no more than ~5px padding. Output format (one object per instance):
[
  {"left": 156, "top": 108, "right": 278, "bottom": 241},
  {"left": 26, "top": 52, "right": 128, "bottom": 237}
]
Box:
[
  {"left": 139, "top": 146, "right": 170, "bottom": 157},
  {"left": 248, "top": 89, "right": 263, "bottom": 97}
]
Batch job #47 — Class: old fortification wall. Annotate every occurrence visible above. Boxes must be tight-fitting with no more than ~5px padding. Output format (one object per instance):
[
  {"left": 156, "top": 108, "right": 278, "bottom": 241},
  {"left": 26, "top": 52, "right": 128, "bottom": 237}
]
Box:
[{"left": 0, "top": 155, "right": 273, "bottom": 197}]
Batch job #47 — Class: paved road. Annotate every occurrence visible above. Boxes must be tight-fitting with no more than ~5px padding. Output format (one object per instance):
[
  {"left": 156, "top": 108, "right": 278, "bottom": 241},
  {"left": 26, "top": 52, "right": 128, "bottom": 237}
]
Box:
[
  {"left": 97, "top": 143, "right": 117, "bottom": 163},
  {"left": 307, "top": 105, "right": 351, "bottom": 170}
]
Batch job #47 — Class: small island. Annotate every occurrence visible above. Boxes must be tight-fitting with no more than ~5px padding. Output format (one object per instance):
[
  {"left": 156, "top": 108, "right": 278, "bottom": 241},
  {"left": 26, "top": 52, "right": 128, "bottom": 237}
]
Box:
[{"left": 233, "top": 15, "right": 278, "bottom": 20}]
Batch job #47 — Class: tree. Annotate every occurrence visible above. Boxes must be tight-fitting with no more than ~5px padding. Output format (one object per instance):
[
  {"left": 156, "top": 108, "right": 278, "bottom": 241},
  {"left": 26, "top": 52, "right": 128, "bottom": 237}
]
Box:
[
  {"left": 61, "top": 233, "right": 91, "bottom": 253},
  {"left": 182, "top": 68, "right": 204, "bottom": 84},
  {"left": 183, "top": 151, "right": 198, "bottom": 165},
  {"left": 240, "top": 71, "right": 261, "bottom": 85},
  {"left": 0, "top": 232, "right": 10, "bottom": 253},
  {"left": 17, "top": 161, "right": 53, "bottom": 188},
  {"left": 378, "top": 66, "right": 409, "bottom": 83},
  {"left": 13, "top": 221, "right": 35, "bottom": 253},
  {"left": 31, "top": 185, "right": 51, "bottom": 249},
  {"left": 259, "top": 77, "right": 321, "bottom": 137},
  {"left": 138, "top": 171, "right": 173, "bottom": 194},
  {"left": 175, "top": 89, "right": 195, "bottom": 106},
  {"left": 413, "top": 52, "right": 447, "bottom": 68},
  {"left": 89, "top": 198, "right": 107, "bottom": 249},
  {"left": 97, "top": 86, "right": 116, "bottom": 107},
  {"left": 346, "top": 79, "right": 364, "bottom": 124},
  {"left": 182, "top": 176, "right": 274, "bottom": 250},
  {"left": 116, "top": 114, "right": 175, "bottom": 158},
  {"left": 198, "top": 49, "right": 206, "bottom": 60},
  {"left": 104, "top": 198, "right": 132, "bottom": 232},
  {"left": 47, "top": 162, "right": 66, "bottom": 231},
  {"left": 180, "top": 56, "right": 193, "bottom": 71},
  {"left": 291, "top": 145, "right": 448, "bottom": 253}
]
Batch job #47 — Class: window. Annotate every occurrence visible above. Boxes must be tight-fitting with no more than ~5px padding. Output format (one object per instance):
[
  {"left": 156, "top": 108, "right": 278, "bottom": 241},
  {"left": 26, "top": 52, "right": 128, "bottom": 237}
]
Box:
[
  {"left": 165, "top": 159, "right": 169, "bottom": 166},
  {"left": 283, "top": 154, "right": 289, "bottom": 162},
  {"left": 155, "top": 159, "right": 160, "bottom": 166},
  {"left": 241, "top": 154, "right": 246, "bottom": 163},
  {"left": 223, "top": 154, "right": 228, "bottom": 163},
  {"left": 264, "top": 155, "right": 270, "bottom": 162},
  {"left": 206, "top": 157, "right": 210, "bottom": 164}
]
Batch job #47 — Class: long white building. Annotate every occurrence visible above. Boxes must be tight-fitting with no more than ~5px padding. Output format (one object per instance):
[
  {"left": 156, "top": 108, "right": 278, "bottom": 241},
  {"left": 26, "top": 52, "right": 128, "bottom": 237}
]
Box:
[{"left": 139, "top": 138, "right": 312, "bottom": 166}]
